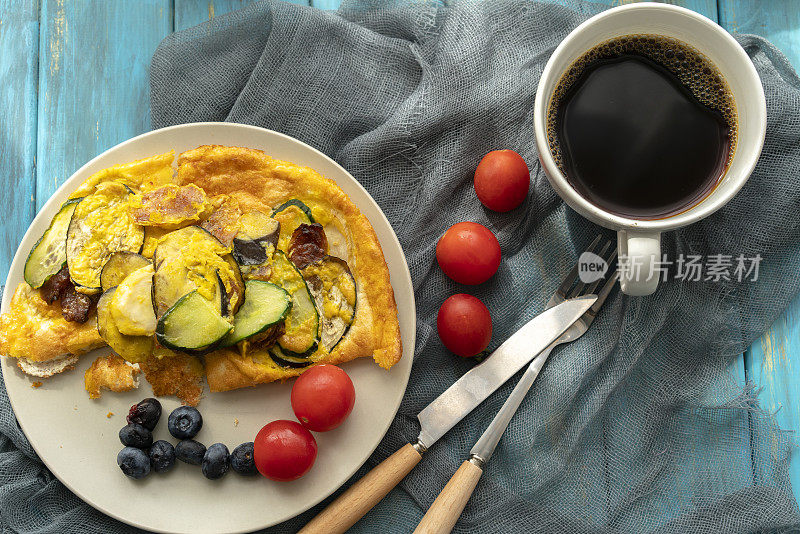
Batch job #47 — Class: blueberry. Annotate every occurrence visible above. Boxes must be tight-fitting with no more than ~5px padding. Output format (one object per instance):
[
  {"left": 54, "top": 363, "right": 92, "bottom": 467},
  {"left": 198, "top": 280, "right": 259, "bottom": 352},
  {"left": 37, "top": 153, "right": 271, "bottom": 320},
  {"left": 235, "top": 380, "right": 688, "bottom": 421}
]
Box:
[
  {"left": 119, "top": 423, "right": 153, "bottom": 449},
  {"left": 127, "top": 398, "right": 162, "bottom": 431},
  {"left": 168, "top": 406, "right": 203, "bottom": 439},
  {"left": 230, "top": 442, "right": 258, "bottom": 476},
  {"left": 118, "top": 447, "right": 150, "bottom": 479},
  {"left": 175, "top": 439, "right": 206, "bottom": 465},
  {"left": 149, "top": 440, "right": 176, "bottom": 473},
  {"left": 202, "top": 443, "right": 230, "bottom": 480}
]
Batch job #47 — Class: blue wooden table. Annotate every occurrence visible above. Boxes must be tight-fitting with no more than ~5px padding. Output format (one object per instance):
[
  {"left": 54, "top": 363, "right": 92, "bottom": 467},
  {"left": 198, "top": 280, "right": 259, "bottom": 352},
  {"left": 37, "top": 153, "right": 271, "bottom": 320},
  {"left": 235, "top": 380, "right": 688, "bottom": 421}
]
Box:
[{"left": 1, "top": 0, "right": 797, "bottom": 513}]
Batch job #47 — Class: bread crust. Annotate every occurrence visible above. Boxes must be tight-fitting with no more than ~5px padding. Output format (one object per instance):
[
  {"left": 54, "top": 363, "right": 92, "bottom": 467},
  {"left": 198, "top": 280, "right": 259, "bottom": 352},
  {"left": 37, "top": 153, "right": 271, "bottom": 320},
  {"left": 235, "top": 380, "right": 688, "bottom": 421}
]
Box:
[
  {"left": 175, "top": 146, "right": 402, "bottom": 392},
  {"left": 0, "top": 283, "right": 104, "bottom": 364}
]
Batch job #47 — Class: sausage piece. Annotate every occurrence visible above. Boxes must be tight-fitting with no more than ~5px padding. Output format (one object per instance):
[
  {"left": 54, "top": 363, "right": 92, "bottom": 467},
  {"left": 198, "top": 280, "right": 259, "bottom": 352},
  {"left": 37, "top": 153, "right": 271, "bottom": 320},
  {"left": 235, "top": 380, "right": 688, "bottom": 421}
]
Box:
[
  {"left": 288, "top": 223, "right": 328, "bottom": 269},
  {"left": 61, "top": 285, "right": 98, "bottom": 323},
  {"left": 40, "top": 266, "right": 72, "bottom": 304}
]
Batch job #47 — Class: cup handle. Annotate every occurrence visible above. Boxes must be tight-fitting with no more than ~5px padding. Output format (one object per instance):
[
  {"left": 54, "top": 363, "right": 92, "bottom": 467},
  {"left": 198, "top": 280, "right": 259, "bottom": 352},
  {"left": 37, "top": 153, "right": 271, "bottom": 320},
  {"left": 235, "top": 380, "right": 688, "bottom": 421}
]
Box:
[{"left": 617, "top": 230, "right": 660, "bottom": 296}]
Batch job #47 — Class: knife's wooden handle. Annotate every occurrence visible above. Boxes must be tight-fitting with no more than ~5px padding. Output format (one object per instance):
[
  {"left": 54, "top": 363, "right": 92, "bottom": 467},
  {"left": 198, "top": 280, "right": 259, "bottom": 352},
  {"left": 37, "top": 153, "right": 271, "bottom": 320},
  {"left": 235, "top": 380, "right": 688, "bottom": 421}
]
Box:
[
  {"left": 413, "top": 460, "right": 483, "bottom": 534},
  {"left": 298, "top": 443, "right": 423, "bottom": 534}
]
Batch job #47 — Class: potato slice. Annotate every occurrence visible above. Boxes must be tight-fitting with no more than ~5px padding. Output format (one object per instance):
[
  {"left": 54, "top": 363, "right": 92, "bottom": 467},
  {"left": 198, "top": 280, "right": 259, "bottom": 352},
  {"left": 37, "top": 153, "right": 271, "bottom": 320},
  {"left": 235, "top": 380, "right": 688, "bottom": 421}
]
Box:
[
  {"left": 110, "top": 264, "right": 156, "bottom": 336},
  {"left": 96, "top": 287, "right": 153, "bottom": 363}
]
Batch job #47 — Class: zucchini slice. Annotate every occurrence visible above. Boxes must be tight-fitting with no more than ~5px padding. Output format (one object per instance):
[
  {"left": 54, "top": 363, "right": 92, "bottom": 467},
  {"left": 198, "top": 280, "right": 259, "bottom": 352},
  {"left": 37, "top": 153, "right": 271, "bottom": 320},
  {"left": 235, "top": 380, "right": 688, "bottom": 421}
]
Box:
[
  {"left": 24, "top": 199, "right": 80, "bottom": 288},
  {"left": 66, "top": 181, "right": 144, "bottom": 293},
  {"left": 221, "top": 281, "right": 291, "bottom": 347},
  {"left": 271, "top": 199, "right": 314, "bottom": 252},
  {"left": 269, "top": 251, "right": 319, "bottom": 355},
  {"left": 232, "top": 211, "right": 279, "bottom": 266},
  {"left": 96, "top": 287, "right": 153, "bottom": 363},
  {"left": 153, "top": 260, "right": 224, "bottom": 318},
  {"left": 155, "top": 290, "right": 233, "bottom": 353},
  {"left": 302, "top": 256, "right": 357, "bottom": 352},
  {"left": 271, "top": 199, "right": 314, "bottom": 222},
  {"left": 152, "top": 225, "right": 217, "bottom": 269},
  {"left": 110, "top": 264, "right": 156, "bottom": 336},
  {"left": 268, "top": 345, "right": 313, "bottom": 369},
  {"left": 100, "top": 252, "right": 151, "bottom": 291},
  {"left": 152, "top": 226, "right": 243, "bottom": 319}
]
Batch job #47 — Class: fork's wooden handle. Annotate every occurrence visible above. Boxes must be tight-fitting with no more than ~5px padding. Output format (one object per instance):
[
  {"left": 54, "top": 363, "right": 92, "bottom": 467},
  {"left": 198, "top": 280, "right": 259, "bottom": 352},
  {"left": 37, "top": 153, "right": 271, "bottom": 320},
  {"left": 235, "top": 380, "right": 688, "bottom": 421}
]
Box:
[
  {"left": 413, "top": 460, "right": 484, "bottom": 534},
  {"left": 298, "top": 443, "right": 422, "bottom": 534}
]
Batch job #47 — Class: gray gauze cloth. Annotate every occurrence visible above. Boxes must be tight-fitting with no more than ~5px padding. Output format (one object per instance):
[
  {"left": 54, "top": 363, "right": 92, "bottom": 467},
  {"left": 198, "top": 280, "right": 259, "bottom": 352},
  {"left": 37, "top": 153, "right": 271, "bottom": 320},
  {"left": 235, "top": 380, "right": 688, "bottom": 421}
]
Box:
[{"left": 2, "top": 0, "right": 800, "bottom": 533}]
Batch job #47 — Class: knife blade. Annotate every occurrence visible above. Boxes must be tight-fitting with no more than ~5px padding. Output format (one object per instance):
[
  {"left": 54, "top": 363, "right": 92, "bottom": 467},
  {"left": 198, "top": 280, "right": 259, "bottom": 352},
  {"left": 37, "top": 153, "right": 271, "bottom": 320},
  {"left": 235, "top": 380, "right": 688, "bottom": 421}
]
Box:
[
  {"left": 416, "top": 294, "right": 596, "bottom": 450},
  {"left": 298, "top": 295, "right": 597, "bottom": 534}
]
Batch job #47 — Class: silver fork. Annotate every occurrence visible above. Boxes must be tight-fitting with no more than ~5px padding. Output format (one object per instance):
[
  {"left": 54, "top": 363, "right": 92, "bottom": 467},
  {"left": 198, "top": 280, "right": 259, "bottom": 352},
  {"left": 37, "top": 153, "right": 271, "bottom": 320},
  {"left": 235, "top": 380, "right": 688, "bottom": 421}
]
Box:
[{"left": 414, "top": 236, "right": 619, "bottom": 534}]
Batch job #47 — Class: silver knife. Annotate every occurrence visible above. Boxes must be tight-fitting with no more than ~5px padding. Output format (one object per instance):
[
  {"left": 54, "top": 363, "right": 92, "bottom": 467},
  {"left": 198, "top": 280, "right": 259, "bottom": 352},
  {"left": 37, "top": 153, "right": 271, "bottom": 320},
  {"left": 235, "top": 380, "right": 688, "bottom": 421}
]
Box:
[{"left": 299, "top": 295, "right": 597, "bottom": 534}]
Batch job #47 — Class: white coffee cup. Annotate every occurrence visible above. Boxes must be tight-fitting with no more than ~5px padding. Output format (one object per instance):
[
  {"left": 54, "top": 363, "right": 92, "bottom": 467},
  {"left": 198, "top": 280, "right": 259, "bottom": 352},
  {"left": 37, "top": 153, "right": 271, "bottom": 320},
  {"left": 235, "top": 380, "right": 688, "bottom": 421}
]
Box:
[{"left": 533, "top": 3, "right": 766, "bottom": 296}]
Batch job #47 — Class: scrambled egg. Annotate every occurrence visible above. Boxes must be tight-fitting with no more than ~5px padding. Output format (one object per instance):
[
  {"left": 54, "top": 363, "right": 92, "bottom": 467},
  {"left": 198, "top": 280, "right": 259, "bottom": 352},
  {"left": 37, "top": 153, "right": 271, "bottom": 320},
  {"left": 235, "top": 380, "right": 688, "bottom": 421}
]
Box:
[
  {"left": 179, "top": 233, "right": 234, "bottom": 303},
  {"left": 69, "top": 151, "right": 174, "bottom": 198},
  {"left": 274, "top": 204, "right": 309, "bottom": 252},
  {"left": 306, "top": 259, "right": 356, "bottom": 308},
  {"left": 0, "top": 283, "right": 104, "bottom": 362},
  {"left": 141, "top": 227, "right": 170, "bottom": 258}
]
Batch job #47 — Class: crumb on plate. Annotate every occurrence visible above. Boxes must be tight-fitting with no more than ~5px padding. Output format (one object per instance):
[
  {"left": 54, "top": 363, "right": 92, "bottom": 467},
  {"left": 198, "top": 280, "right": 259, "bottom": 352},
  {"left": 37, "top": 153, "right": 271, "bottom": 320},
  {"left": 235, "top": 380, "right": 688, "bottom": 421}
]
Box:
[{"left": 84, "top": 354, "right": 140, "bottom": 399}]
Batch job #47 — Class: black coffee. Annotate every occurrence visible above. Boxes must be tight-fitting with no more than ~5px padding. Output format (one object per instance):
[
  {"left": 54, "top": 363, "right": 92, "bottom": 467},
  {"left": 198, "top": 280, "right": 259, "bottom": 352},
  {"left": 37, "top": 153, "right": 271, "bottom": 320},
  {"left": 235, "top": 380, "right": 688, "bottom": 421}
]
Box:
[{"left": 547, "top": 35, "right": 737, "bottom": 219}]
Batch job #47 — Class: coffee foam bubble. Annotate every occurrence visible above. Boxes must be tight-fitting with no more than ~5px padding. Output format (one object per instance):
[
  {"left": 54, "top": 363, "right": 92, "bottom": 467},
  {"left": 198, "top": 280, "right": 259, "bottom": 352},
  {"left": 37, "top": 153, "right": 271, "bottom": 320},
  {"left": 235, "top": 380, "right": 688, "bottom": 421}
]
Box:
[{"left": 546, "top": 34, "right": 737, "bottom": 170}]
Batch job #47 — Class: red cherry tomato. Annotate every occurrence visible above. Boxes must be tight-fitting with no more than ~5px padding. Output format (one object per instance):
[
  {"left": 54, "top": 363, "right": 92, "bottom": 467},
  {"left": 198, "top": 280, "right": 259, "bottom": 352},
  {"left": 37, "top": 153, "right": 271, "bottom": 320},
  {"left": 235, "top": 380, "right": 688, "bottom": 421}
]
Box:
[
  {"left": 437, "top": 294, "right": 492, "bottom": 357},
  {"left": 291, "top": 364, "right": 356, "bottom": 432},
  {"left": 254, "top": 420, "right": 317, "bottom": 481},
  {"left": 436, "top": 222, "right": 501, "bottom": 285},
  {"left": 474, "top": 150, "right": 530, "bottom": 212}
]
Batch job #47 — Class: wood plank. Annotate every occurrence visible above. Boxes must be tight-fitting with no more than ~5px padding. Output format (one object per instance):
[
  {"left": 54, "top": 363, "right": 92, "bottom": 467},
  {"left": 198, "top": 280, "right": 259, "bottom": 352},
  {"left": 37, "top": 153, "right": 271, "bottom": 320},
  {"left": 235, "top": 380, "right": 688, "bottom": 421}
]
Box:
[
  {"left": 0, "top": 0, "right": 38, "bottom": 284},
  {"left": 175, "top": 0, "right": 311, "bottom": 31},
  {"left": 175, "top": 0, "right": 258, "bottom": 31},
  {"left": 719, "top": 0, "right": 800, "bottom": 502},
  {"left": 746, "top": 311, "right": 800, "bottom": 495},
  {"left": 36, "top": 0, "right": 172, "bottom": 209},
  {"left": 718, "top": 1, "right": 800, "bottom": 61},
  {"left": 616, "top": 0, "right": 717, "bottom": 20},
  {"left": 315, "top": 0, "right": 717, "bottom": 15}
]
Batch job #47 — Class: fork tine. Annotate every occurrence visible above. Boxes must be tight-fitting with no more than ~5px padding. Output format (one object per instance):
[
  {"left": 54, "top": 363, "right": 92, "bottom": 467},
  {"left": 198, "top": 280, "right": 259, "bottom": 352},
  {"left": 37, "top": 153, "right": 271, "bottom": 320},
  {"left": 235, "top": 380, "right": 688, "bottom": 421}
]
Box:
[
  {"left": 585, "top": 246, "right": 617, "bottom": 295},
  {"left": 590, "top": 270, "right": 619, "bottom": 313},
  {"left": 554, "top": 235, "right": 603, "bottom": 300},
  {"left": 568, "top": 239, "right": 612, "bottom": 298}
]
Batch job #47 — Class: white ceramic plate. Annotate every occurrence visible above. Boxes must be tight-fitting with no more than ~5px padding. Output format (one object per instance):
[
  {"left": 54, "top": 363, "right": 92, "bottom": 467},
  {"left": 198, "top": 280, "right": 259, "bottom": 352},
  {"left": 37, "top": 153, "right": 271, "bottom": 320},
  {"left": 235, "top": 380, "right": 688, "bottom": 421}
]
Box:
[{"left": 1, "top": 123, "right": 415, "bottom": 534}]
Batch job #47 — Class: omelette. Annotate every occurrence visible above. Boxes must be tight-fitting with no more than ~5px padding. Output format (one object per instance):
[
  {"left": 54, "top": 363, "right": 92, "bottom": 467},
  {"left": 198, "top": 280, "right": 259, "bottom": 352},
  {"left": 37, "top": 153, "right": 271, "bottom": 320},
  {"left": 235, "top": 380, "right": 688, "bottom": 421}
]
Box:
[{"left": 0, "top": 146, "right": 402, "bottom": 404}]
